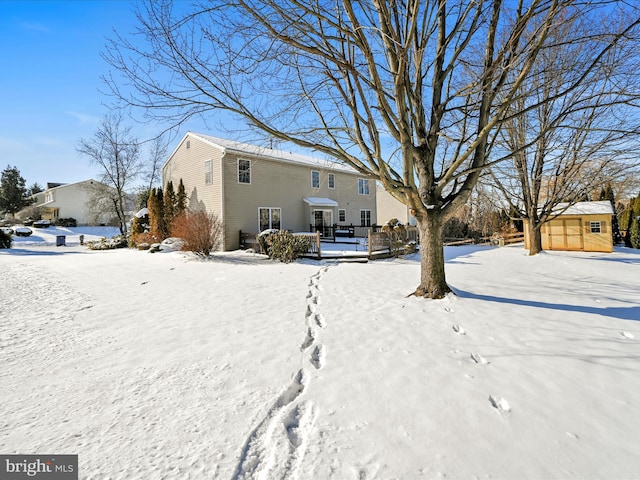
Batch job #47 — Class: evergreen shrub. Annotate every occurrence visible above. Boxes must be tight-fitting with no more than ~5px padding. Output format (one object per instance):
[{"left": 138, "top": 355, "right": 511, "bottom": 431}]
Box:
[
  {"left": 630, "top": 215, "right": 640, "bottom": 249},
  {"left": 87, "top": 235, "right": 128, "bottom": 250},
  {"left": 55, "top": 218, "right": 77, "bottom": 227},
  {"left": 261, "top": 230, "right": 309, "bottom": 263},
  {"left": 0, "top": 230, "right": 11, "bottom": 249}
]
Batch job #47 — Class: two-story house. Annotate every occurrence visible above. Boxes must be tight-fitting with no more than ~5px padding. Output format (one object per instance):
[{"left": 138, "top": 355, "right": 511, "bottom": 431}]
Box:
[
  {"left": 162, "top": 132, "right": 377, "bottom": 250},
  {"left": 29, "top": 179, "right": 116, "bottom": 225}
]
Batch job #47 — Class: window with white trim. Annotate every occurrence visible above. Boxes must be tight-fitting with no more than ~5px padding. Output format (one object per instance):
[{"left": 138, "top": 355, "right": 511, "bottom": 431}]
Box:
[
  {"left": 311, "top": 170, "right": 320, "bottom": 188},
  {"left": 358, "top": 178, "right": 370, "bottom": 195},
  {"left": 259, "top": 207, "right": 281, "bottom": 231},
  {"left": 238, "top": 159, "right": 251, "bottom": 184},
  {"left": 328, "top": 173, "right": 335, "bottom": 189},
  {"left": 204, "top": 160, "right": 213, "bottom": 185},
  {"left": 590, "top": 221, "right": 602, "bottom": 234},
  {"left": 338, "top": 209, "right": 346, "bottom": 223},
  {"left": 360, "top": 209, "right": 371, "bottom": 227}
]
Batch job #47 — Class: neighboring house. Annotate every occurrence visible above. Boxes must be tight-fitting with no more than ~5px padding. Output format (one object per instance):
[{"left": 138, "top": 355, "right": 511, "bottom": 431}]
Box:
[
  {"left": 29, "top": 179, "right": 116, "bottom": 225},
  {"left": 376, "top": 184, "right": 416, "bottom": 226},
  {"left": 525, "top": 201, "right": 614, "bottom": 253},
  {"left": 162, "top": 132, "right": 377, "bottom": 250}
]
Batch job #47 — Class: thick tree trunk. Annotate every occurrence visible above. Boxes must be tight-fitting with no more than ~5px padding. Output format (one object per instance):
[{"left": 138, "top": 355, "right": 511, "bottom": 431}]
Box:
[
  {"left": 414, "top": 213, "right": 451, "bottom": 299},
  {"left": 528, "top": 219, "right": 543, "bottom": 255}
]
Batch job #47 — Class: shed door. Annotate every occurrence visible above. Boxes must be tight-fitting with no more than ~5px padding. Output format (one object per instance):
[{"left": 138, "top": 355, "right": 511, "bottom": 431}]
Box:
[
  {"left": 565, "top": 219, "right": 583, "bottom": 250},
  {"left": 549, "top": 218, "right": 584, "bottom": 251}
]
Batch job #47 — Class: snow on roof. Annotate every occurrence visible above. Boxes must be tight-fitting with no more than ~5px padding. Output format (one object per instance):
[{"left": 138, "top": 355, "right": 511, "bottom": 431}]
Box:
[
  {"left": 303, "top": 197, "right": 339, "bottom": 207},
  {"left": 552, "top": 201, "right": 614, "bottom": 216},
  {"left": 187, "top": 132, "right": 359, "bottom": 174},
  {"left": 135, "top": 208, "right": 149, "bottom": 218}
]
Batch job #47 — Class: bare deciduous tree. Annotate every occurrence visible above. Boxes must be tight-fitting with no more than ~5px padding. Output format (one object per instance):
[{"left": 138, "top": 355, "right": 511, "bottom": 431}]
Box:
[
  {"left": 77, "top": 113, "right": 143, "bottom": 235},
  {"left": 489, "top": 9, "right": 640, "bottom": 254},
  {"left": 144, "top": 135, "right": 170, "bottom": 191},
  {"left": 103, "top": 0, "right": 640, "bottom": 298}
]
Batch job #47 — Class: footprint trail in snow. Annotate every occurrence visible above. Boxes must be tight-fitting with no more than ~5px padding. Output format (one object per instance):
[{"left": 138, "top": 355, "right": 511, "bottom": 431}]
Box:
[
  {"left": 233, "top": 265, "right": 332, "bottom": 479},
  {"left": 445, "top": 304, "right": 509, "bottom": 416}
]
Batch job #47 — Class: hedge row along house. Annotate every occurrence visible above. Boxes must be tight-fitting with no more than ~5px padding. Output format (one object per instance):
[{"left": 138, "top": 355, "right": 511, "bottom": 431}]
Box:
[
  {"left": 524, "top": 201, "right": 615, "bottom": 253},
  {"left": 162, "top": 132, "right": 377, "bottom": 250}
]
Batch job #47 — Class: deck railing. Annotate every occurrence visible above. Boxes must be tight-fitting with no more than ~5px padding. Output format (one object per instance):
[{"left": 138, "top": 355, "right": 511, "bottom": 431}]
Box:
[{"left": 294, "top": 231, "right": 322, "bottom": 259}]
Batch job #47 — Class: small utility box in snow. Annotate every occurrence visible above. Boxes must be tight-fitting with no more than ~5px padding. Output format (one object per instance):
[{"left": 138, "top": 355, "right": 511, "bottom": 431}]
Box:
[{"left": 56, "top": 235, "right": 66, "bottom": 246}]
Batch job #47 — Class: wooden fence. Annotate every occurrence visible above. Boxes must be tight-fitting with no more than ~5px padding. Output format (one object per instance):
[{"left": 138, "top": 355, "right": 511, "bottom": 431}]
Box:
[
  {"left": 295, "top": 230, "right": 394, "bottom": 259},
  {"left": 480, "top": 232, "right": 525, "bottom": 246}
]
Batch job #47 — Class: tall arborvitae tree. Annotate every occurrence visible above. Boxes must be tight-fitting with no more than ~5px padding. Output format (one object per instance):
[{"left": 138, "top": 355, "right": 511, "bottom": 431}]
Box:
[
  {"left": 148, "top": 188, "right": 166, "bottom": 241},
  {"left": 156, "top": 188, "right": 167, "bottom": 238},
  {"left": 163, "top": 180, "right": 177, "bottom": 233},
  {"left": 601, "top": 181, "right": 622, "bottom": 244},
  {"left": 176, "top": 179, "right": 187, "bottom": 216},
  {"left": 630, "top": 216, "right": 640, "bottom": 249},
  {"left": 629, "top": 192, "right": 640, "bottom": 249},
  {"left": 620, "top": 200, "right": 633, "bottom": 247}
]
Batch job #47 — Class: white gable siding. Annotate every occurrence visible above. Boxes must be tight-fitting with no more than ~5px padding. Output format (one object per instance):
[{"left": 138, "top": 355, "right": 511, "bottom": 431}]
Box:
[
  {"left": 34, "top": 180, "right": 114, "bottom": 225},
  {"left": 162, "top": 134, "right": 224, "bottom": 218}
]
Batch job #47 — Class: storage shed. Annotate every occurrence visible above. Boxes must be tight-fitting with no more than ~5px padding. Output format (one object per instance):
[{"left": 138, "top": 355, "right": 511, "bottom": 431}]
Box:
[{"left": 525, "top": 201, "right": 614, "bottom": 253}]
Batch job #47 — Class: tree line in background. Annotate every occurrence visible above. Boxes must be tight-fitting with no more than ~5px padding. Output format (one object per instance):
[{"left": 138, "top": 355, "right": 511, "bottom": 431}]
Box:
[
  {"left": 619, "top": 191, "right": 640, "bottom": 249},
  {"left": 0, "top": 165, "right": 43, "bottom": 218}
]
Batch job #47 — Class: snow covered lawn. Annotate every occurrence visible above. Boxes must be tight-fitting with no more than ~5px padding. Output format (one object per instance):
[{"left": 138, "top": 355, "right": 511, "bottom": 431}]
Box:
[{"left": 1, "top": 241, "right": 639, "bottom": 479}]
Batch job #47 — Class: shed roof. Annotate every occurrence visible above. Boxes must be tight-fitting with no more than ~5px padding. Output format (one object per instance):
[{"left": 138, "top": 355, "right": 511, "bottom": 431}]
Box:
[{"left": 552, "top": 201, "right": 614, "bottom": 216}]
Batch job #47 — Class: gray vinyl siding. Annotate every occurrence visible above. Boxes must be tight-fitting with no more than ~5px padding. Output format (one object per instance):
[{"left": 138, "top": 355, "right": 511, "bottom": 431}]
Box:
[
  {"left": 162, "top": 135, "right": 224, "bottom": 218},
  {"left": 222, "top": 153, "right": 376, "bottom": 249},
  {"left": 163, "top": 132, "right": 377, "bottom": 251}
]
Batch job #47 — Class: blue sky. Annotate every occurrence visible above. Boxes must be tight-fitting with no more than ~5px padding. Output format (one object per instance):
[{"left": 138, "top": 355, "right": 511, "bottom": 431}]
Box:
[{"left": 0, "top": 0, "right": 220, "bottom": 188}]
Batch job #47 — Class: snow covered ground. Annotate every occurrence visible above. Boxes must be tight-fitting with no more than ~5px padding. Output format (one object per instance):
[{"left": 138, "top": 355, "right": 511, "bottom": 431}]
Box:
[{"left": 1, "top": 231, "right": 639, "bottom": 479}]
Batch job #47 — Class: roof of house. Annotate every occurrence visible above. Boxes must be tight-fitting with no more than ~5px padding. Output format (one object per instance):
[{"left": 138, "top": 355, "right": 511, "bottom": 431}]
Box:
[
  {"left": 552, "top": 201, "right": 614, "bottom": 216},
  {"left": 43, "top": 179, "right": 103, "bottom": 192},
  {"left": 170, "top": 132, "right": 360, "bottom": 174},
  {"left": 35, "top": 179, "right": 107, "bottom": 206}
]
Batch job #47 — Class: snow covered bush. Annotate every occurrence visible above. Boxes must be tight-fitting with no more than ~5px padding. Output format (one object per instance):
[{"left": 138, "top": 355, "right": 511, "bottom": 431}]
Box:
[
  {"left": 87, "top": 235, "right": 128, "bottom": 250},
  {"left": 260, "top": 230, "right": 309, "bottom": 263},
  {"left": 55, "top": 217, "right": 77, "bottom": 227},
  {"left": 0, "top": 229, "right": 11, "bottom": 249},
  {"left": 170, "top": 210, "right": 223, "bottom": 257},
  {"left": 129, "top": 211, "right": 152, "bottom": 248},
  {"left": 256, "top": 229, "right": 279, "bottom": 255},
  {"left": 14, "top": 227, "right": 32, "bottom": 237}
]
